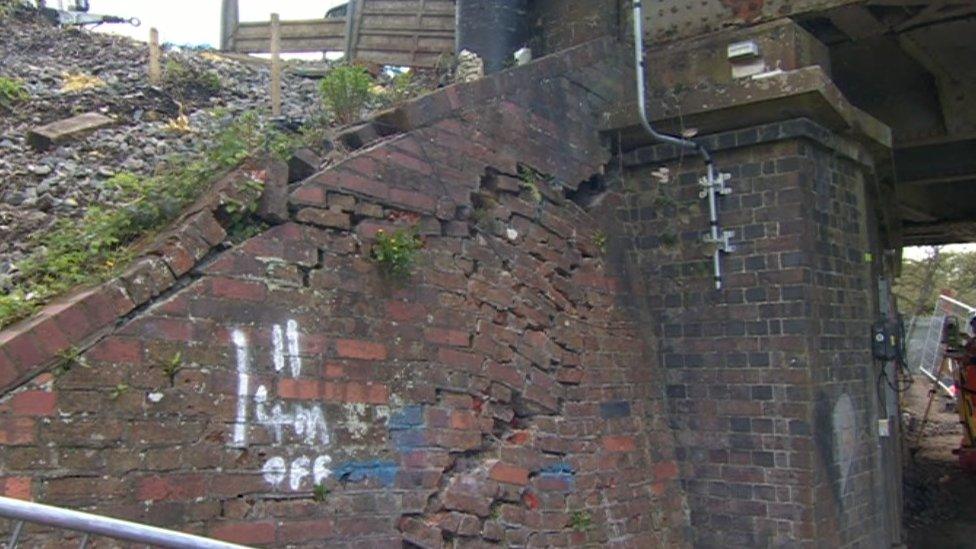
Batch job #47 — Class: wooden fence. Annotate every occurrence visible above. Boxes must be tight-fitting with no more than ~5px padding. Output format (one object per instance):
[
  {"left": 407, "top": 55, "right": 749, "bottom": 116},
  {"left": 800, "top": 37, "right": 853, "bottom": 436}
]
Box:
[{"left": 220, "top": 0, "right": 456, "bottom": 68}]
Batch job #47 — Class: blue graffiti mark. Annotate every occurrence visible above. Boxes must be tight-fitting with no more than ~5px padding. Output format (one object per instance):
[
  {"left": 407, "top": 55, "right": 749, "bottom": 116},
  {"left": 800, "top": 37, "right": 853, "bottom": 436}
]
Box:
[
  {"left": 388, "top": 405, "right": 425, "bottom": 430},
  {"left": 333, "top": 460, "right": 399, "bottom": 487},
  {"left": 392, "top": 429, "right": 426, "bottom": 451},
  {"left": 388, "top": 405, "right": 426, "bottom": 451},
  {"left": 599, "top": 401, "right": 632, "bottom": 419},
  {"left": 537, "top": 462, "right": 576, "bottom": 491},
  {"left": 539, "top": 462, "right": 575, "bottom": 476}
]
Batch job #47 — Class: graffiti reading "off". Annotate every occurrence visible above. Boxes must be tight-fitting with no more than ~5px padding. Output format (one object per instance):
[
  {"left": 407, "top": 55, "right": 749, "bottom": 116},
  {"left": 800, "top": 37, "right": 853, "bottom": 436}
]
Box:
[{"left": 230, "top": 320, "right": 332, "bottom": 491}]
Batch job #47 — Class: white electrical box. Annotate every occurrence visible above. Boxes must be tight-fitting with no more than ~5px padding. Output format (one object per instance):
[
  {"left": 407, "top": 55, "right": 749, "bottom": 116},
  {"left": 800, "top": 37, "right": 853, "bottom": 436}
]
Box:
[
  {"left": 727, "top": 40, "right": 760, "bottom": 60},
  {"left": 877, "top": 419, "right": 891, "bottom": 437}
]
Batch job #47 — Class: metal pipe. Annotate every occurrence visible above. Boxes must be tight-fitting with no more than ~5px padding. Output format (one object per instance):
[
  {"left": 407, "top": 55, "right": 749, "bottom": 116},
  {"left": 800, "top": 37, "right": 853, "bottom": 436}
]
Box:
[
  {"left": 632, "top": 1, "right": 726, "bottom": 289},
  {"left": 631, "top": 1, "right": 711, "bottom": 164},
  {"left": 0, "top": 497, "right": 247, "bottom": 549}
]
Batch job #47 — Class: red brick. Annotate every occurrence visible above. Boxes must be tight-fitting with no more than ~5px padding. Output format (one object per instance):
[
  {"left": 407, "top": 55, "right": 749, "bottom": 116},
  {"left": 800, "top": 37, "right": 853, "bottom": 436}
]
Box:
[
  {"left": 507, "top": 430, "right": 532, "bottom": 445},
  {"left": 602, "top": 435, "right": 637, "bottom": 453},
  {"left": 160, "top": 241, "right": 196, "bottom": 276},
  {"left": 487, "top": 361, "right": 524, "bottom": 389},
  {"left": 425, "top": 328, "right": 470, "bottom": 347},
  {"left": 8, "top": 391, "right": 56, "bottom": 417},
  {"left": 278, "top": 379, "right": 320, "bottom": 400},
  {"left": 385, "top": 149, "right": 434, "bottom": 176},
  {"left": 336, "top": 339, "right": 387, "bottom": 360},
  {"left": 296, "top": 207, "right": 351, "bottom": 230},
  {"left": 87, "top": 337, "right": 142, "bottom": 364},
  {"left": 24, "top": 318, "right": 71, "bottom": 360},
  {"left": 389, "top": 188, "right": 437, "bottom": 213},
  {"left": 188, "top": 211, "right": 228, "bottom": 246},
  {"left": 0, "top": 477, "right": 31, "bottom": 500},
  {"left": 290, "top": 184, "right": 327, "bottom": 207},
  {"left": 438, "top": 348, "right": 483, "bottom": 371},
  {"left": 556, "top": 368, "right": 584, "bottom": 385},
  {"left": 386, "top": 301, "right": 426, "bottom": 322},
  {"left": 136, "top": 474, "right": 207, "bottom": 501},
  {"left": 210, "top": 278, "right": 268, "bottom": 302},
  {"left": 450, "top": 410, "right": 478, "bottom": 430},
  {"left": 210, "top": 521, "right": 276, "bottom": 545},
  {"left": 653, "top": 461, "right": 680, "bottom": 480},
  {"left": 278, "top": 518, "right": 334, "bottom": 543},
  {"left": 367, "top": 383, "right": 389, "bottom": 404},
  {"left": 490, "top": 462, "right": 529, "bottom": 486},
  {"left": 0, "top": 418, "right": 35, "bottom": 445},
  {"left": 0, "top": 349, "right": 16, "bottom": 389},
  {"left": 0, "top": 330, "right": 45, "bottom": 372}
]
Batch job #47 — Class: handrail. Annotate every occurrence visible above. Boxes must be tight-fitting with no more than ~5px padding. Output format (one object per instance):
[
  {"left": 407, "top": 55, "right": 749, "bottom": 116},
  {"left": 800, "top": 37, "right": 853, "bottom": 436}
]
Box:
[{"left": 0, "top": 497, "right": 250, "bottom": 549}]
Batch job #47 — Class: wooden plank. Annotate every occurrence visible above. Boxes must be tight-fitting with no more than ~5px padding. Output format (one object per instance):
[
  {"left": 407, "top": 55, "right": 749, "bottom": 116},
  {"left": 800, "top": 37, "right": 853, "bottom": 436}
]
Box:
[
  {"left": 235, "top": 20, "right": 346, "bottom": 40},
  {"left": 230, "top": 0, "right": 455, "bottom": 66},
  {"left": 28, "top": 113, "right": 114, "bottom": 152}
]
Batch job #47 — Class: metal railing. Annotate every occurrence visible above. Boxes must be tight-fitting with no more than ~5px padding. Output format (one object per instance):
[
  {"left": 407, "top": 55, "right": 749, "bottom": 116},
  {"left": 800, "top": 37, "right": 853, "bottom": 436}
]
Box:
[{"left": 0, "top": 497, "right": 249, "bottom": 548}]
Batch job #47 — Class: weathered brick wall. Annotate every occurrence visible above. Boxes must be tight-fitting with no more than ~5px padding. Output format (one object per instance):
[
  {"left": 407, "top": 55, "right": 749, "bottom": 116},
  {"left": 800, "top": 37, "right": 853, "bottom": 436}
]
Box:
[
  {"left": 529, "top": 0, "right": 624, "bottom": 56},
  {"left": 0, "top": 39, "right": 691, "bottom": 547},
  {"left": 601, "top": 118, "right": 893, "bottom": 547}
]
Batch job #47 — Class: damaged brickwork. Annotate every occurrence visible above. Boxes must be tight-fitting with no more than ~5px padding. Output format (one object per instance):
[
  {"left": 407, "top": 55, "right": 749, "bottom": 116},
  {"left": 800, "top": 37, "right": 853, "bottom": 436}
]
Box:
[{"left": 0, "top": 39, "right": 690, "bottom": 547}]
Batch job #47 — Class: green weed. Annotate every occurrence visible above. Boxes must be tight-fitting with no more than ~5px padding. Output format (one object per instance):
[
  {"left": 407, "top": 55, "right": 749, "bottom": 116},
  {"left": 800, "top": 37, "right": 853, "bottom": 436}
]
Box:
[
  {"left": 313, "top": 483, "right": 330, "bottom": 502},
  {"left": 0, "top": 112, "right": 297, "bottom": 330},
  {"left": 594, "top": 230, "right": 607, "bottom": 254},
  {"left": 109, "top": 383, "right": 129, "bottom": 401},
  {"left": 570, "top": 510, "right": 592, "bottom": 532},
  {"left": 517, "top": 166, "right": 547, "bottom": 204},
  {"left": 159, "top": 352, "right": 183, "bottom": 385},
  {"left": 320, "top": 65, "right": 374, "bottom": 125},
  {"left": 0, "top": 76, "right": 28, "bottom": 109},
  {"left": 163, "top": 59, "right": 221, "bottom": 97},
  {"left": 371, "top": 229, "right": 423, "bottom": 279}
]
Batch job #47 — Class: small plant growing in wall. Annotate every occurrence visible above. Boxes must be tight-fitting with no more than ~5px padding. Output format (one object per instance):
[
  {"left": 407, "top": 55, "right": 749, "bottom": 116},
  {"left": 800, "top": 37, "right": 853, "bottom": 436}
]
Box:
[
  {"left": 158, "top": 351, "right": 183, "bottom": 386},
  {"left": 371, "top": 228, "right": 423, "bottom": 279},
  {"left": 593, "top": 230, "right": 607, "bottom": 254},
  {"left": 570, "top": 510, "right": 592, "bottom": 532},
  {"left": 320, "top": 65, "right": 374, "bottom": 125},
  {"left": 313, "top": 483, "right": 330, "bottom": 503},
  {"left": 517, "top": 165, "right": 546, "bottom": 204},
  {"left": 109, "top": 383, "right": 129, "bottom": 401}
]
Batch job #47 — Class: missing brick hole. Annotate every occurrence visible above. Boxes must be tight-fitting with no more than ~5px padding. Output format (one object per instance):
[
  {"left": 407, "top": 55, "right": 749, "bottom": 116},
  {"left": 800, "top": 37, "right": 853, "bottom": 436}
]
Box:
[{"left": 566, "top": 173, "right": 609, "bottom": 210}]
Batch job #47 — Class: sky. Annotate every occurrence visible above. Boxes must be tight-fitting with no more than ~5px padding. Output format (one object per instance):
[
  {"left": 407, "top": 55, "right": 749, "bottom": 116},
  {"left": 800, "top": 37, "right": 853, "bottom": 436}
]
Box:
[
  {"left": 80, "top": 0, "right": 346, "bottom": 47},
  {"left": 904, "top": 243, "right": 976, "bottom": 261}
]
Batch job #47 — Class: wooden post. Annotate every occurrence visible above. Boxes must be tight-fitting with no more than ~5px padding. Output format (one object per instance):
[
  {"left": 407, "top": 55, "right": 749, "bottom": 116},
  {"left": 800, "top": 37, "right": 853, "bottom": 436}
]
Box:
[
  {"left": 343, "top": 0, "right": 360, "bottom": 62},
  {"left": 220, "top": 0, "right": 240, "bottom": 51},
  {"left": 270, "top": 13, "right": 282, "bottom": 117},
  {"left": 148, "top": 28, "right": 162, "bottom": 85}
]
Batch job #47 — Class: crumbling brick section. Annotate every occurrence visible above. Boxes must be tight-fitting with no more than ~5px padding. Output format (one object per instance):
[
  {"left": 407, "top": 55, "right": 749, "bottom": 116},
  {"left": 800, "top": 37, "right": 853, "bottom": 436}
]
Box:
[
  {"left": 605, "top": 119, "right": 888, "bottom": 548},
  {"left": 0, "top": 39, "right": 690, "bottom": 547}
]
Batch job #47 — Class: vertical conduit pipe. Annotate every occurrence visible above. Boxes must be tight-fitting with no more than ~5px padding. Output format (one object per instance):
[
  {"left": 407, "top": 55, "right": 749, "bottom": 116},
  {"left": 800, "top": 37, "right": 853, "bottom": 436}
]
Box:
[{"left": 632, "top": 1, "right": 727, "bottom": 290}]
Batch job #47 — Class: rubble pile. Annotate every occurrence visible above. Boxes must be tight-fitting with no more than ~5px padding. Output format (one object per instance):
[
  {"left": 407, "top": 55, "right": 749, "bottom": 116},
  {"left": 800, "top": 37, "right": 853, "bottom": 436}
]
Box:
[{"left": 0, "top": 9, "right": 324, "bottom": 290}]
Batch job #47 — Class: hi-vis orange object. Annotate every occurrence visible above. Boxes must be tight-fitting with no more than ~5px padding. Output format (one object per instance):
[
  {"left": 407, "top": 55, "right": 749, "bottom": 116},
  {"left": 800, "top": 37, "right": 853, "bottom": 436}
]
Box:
[{"left": 956, "top": 317, "right": 976, "bottom": 472}]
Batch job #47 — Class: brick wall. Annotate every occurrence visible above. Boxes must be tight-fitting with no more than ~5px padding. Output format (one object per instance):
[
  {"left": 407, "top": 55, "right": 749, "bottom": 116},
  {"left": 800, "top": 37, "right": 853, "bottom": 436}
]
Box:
[
  {"left": 530, "top": 0, "right": 624, "bottom": 56},
  {"left": 0, "top": 39, "right": 691, "bottom": 547},
  {"left": 602, "top": 118, "right": 895, "bottom": 548}
]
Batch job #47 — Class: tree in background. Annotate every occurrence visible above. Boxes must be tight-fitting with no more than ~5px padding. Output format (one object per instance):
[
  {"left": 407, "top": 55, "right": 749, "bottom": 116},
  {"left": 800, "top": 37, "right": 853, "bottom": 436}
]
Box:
[{"left": 895, "top": 247, "right": 976, "bottom": 314}]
